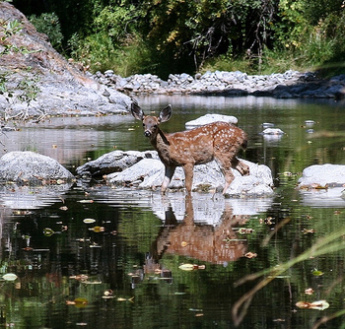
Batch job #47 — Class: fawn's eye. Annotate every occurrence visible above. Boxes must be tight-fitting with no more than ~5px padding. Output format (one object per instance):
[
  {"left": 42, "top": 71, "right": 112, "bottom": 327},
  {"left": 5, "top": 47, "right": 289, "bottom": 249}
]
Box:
[
  {"left": 142, "top": 123, "right": 145, "bottom": 127},
  {"left": 153, "top": 125, "right": 157, "bottom": 128}
]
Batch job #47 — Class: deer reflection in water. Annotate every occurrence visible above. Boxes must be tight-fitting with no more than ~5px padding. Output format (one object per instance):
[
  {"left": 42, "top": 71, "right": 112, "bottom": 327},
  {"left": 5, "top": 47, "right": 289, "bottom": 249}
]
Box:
[{"left": 151, "top": 196, "right": 251, "bottom": 264}]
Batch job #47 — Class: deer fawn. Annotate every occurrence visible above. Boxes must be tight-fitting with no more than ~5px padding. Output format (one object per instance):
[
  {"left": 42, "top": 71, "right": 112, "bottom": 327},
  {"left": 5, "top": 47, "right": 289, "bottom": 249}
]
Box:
[{"left": 131, "top": 102, "right": 249, "bottom": 195}]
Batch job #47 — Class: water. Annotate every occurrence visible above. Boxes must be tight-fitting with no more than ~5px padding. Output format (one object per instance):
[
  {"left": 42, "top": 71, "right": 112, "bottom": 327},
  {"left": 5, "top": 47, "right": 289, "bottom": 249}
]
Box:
[{"left": 0, "top": 95, "right": 345, "bottom": 328}]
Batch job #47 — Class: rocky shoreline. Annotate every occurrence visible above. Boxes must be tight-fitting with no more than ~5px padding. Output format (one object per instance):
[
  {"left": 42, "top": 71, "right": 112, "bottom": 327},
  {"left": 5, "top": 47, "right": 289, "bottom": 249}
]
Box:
[{"left": 91, "top": 70, "right": 345, "bottom": 100}]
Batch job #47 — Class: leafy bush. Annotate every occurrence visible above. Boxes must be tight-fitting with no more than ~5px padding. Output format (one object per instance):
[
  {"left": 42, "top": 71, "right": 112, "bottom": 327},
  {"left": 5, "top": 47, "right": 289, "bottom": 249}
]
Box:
[{"left": 29, "top": 13, "right": 63, "bottom": 51}]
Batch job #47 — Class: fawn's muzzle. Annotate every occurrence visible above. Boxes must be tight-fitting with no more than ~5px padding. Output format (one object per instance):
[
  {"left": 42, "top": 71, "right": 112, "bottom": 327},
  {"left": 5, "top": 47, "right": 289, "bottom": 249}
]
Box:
[{"left": 144, "top": 130, "right": 152, "bottom": 137}]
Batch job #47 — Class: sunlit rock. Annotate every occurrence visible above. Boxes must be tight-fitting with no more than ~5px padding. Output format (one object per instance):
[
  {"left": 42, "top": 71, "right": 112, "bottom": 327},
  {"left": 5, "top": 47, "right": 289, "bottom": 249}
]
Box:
[
  {"left": 260, "top": 128, "right": 285, "bottom": 135},
  {"left": 0, "top": 2, "right": 131, "bottom": 118},
  {"left": 106, "top": 155, "right": 274, "bottom": 196},
  {"left": 0, "top": 151, "right": 75, "bottom": 184},
  {"left": 298, "top": 164, "right": 345, "bottom": 208},
  {"left": 185, "top": 113, "right": 238, "bottom": 129},
  {"left": 76, "top": 150, "right": 158, "bottom": 179},
  {"left": 298, "top": 164, "right": 345, "bottom": 188}
]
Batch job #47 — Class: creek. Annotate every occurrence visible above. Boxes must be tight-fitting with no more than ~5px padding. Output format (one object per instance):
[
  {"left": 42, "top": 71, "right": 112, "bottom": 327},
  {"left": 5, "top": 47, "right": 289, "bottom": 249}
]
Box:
[{"left": 0, "top": 95, "right": 345, "bottom": 328}]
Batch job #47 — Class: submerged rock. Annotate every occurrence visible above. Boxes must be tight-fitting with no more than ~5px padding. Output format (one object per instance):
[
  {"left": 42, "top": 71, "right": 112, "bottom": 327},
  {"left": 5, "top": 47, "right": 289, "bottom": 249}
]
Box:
[{"left": 0, "top": 151, "right": 75, "bottom": 185}]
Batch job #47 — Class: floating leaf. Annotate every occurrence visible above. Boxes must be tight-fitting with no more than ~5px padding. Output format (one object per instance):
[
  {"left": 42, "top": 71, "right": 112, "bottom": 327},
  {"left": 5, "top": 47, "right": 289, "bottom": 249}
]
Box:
[
  {"left": 178, "top": 264, "right": 205, "bottom": 271},
  {"left": 312, "top": 269, "right": 324, "bottom": 276},
  {"left": 296, "top": 300, "right": 329, "bottom": 310},
  {"left": 74, "top": 298, "right": 88, "bottom": 308},
  {"left": 43, "top": 228, "right": 55, "bottom": 237},
  {"left": 117, "top": 297, "right": 134, "bottom": 303},
  {"left": 3, "top": 273, "right": 18, "bottom": 281},
  {"left": 78, "top": 200, "right": 94, "bottom": 204},
  {"left": 244, "top": 252, "right": 257, "bottom": 259},
  {"left": 305, "top": 288, "right": 314, "bottom": 295},
  {"left": 89, "top": 226, "right": 105, "bottom": 233},
  {"left": 302, "top": 228, "right": 315, "bottom": 234},
  {"left": 238, "top": 228, "right": 254, "bottom": 234},
  {"left": 83, "top": 218, "right": 96, "bottom": 224},
  {"left": 69, "top": 274, "right": 89, "bottom": 281},
  {"left": 179, "top": 264, "right": 195, "bottom": 271}
]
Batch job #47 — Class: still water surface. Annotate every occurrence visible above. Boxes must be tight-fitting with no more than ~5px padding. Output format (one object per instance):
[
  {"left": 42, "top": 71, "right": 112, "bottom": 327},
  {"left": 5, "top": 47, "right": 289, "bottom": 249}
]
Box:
[{"left": 0, "top": 95, "right": 345, "bottom": 328}]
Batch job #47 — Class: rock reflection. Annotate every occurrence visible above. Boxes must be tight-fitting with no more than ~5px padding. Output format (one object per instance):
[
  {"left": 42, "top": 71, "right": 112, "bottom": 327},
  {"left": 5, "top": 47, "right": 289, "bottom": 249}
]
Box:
[
  {"left": 152, "top": 196, "right": 251, "bottom": 264},
  {"left": 0, "top": 183, "right": 73, "bottom": 209}
]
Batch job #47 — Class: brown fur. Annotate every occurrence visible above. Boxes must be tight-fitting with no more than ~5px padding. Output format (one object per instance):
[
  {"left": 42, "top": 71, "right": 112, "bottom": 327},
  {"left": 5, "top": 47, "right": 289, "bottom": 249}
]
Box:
[{"left": 131, "top": 102, "right": 249, "bottom": 194}]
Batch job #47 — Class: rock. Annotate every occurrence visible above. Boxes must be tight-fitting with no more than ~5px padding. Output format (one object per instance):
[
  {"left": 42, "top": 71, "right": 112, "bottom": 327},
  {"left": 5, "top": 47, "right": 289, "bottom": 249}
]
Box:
[
  {"left": 185, "top": 114, "right": 238, "bottom": 129},
  {"left": 260, "top": 128, "right": 285, "bottom": 135},
  {"left": 298, "top": 164, "right": 345, "bottom": 188},
  {"left": 0, "top": 151, "right": 75, "bottom": 185},
  {"left": 76, "top": 150, "right": 158, "bottom": 178},
  {"left": 105, "top": 154, "right": 274, "bottom": 196},
  {"left": 92, "top": 68, "right": 345, "bottom": 100},
  {"left": 0, "top": 2, "right": 131, "bottom": 119}
]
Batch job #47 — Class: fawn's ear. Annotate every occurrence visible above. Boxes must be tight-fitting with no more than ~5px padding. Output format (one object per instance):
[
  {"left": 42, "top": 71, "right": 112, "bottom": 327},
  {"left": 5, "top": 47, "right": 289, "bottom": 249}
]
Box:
[
  {"left": 131, "top": 101, "right": 145, "bottom": 121},
  {"left": 159, "top": 105, "right": 172, "bottom": 123}
]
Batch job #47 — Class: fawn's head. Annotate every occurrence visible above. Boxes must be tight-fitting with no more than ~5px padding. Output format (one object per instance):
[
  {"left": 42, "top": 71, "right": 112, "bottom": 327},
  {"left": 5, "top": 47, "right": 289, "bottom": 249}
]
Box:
[{"left": 131, "top": 102, "right": 172, "bottom": 138}]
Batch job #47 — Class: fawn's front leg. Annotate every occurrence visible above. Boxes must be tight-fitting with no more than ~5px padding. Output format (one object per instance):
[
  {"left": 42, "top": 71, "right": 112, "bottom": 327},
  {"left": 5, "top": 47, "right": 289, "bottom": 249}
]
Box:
[
  {"left": 161, "top": 165, "right": 176, "bottom": 194},
  {"left": 183, "top": 163, "right": 194, "bottom": 194}
]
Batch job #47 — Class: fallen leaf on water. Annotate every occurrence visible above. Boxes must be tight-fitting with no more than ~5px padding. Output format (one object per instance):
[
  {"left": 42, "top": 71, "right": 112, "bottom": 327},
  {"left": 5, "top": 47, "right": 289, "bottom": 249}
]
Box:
[
  {"left": 78, "top": 200, "right": 94, "bottom": 204},
  {"left": 302, "top": 228, "right": 315, "bottom": 234},
  {"left": 305, "top": 288, "right": 314, "bottom": 295},
  {"left": 66, "top": 298, "right": 88, "bottom": 308},
  {"left": 238, "top": 228, "right": 254, "bottom": 234},
  {"left": 43, "top": 228, "right": 55, "bottom": 237},
  {"left": 89, "top": 226, "right": 105, "bottom": 233},
  {"left": 179, "top": 264, "right": 206, "bottom": 271},
  {"left": 83, "top": 218, "right": 96, "bottom": 224},
  {"left": 312, "top": 269, "right": 324, "bottom": 276},
  {"left": 244, "top": 252, "right": 257, "bottom": 259},
  {"left": 60, "top": 206, "right": 68, "bottom": 211},
  {"left": 117, "top": 297, "right": 134, "bottom": 303},
  {"left": 69, "top": 274, "right": 89, "bottom": 281},
  {"left": 295, "top": 300, "right": 329, "bottom": 310},
  {"left": 2, "top": 273, "right": 18, "bottom": 281}
]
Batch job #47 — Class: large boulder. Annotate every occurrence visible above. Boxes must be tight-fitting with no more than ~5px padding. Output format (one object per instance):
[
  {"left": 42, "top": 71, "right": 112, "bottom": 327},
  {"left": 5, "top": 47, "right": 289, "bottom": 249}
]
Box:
[
  {"left": 298, "top": 164, "right": 345, "bottom": 208},
  {"left": 0, "top": 2, "right": 131, "bottom": 118},
  {"left": 76, "top": 150, "right": 159, "bottom": 178},
  {"left": 105, "top": 155, "right": 274, "bottom": 196},
  {"left": 0, "top": 151, "right": 75, "bottom": 185},
  {"left": 298, "top": 164, "right": 345, "bottom": 188}
]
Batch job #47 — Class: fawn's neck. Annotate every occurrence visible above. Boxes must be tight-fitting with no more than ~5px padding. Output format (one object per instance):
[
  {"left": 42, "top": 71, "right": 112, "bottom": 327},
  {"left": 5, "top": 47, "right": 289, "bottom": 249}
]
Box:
[{"left": 150, "top": 128, "right": 171, "bottom": 160}]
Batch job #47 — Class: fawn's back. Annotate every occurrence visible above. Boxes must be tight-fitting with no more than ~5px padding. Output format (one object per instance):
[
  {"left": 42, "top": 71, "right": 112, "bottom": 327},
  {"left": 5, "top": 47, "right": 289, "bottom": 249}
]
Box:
[{"left": 159, "top": 121, "right": 247, "bottom": 166}]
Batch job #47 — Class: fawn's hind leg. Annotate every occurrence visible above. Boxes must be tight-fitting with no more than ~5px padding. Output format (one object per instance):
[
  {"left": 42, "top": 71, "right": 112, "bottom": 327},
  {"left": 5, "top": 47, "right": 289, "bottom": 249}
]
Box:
[
  {"left": 214, "top": 150, "right": 236, "bottom": 195},
  {"left": 231, "top": 157, "right": 250, "bottom": 176}
]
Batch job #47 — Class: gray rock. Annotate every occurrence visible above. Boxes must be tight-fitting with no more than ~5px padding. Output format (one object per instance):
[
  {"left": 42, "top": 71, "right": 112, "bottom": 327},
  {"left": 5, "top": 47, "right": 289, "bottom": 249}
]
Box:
[
  {"left": 185, "top": 114, "right": 238, "bottom": 129},
  {"left": 0, "top": 3, "right": 131, "bottom": 119},
  {"left": 298, "top": 164, "right": 345, "bottom": 188},
  {"left": 260, "top": 128, "right": 285, "bottom": 135},
  {"left": 106, "top": 156, "right": 274, "bottom": 196},
  {"left": 0, "top": 151, "right": 75, "bottom": 185},
  {"left": 76, "top": 150, "right": 159, "bottom": 178}
]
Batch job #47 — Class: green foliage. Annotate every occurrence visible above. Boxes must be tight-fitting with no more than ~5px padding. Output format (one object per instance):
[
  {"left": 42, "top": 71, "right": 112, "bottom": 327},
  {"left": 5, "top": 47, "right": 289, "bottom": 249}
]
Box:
[
  {"left": 12, "top": 0, "right": 345, "bottom": 77},
  {"left": 29, "top": 13, "right": 64, "bottom": 51},
  {"left": 69, "top": 31, "right": 156, "bottom": 76},
  {"left": 0, "top": 19, "right": 23, "bottom": 55}
]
